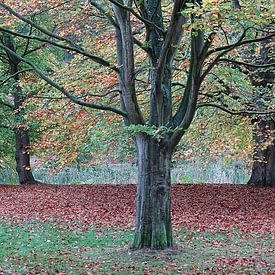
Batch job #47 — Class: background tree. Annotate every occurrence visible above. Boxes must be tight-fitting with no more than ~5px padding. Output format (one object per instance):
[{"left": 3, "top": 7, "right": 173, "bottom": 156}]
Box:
[
  {"left": 245, "top": 39, "right": 274, "bottom": 187},
  {"left": 0, "top": 10, "right": 62, "bottom": 184},
  {"left": 195, "top": 57, "right": 274, "bottom": 186},
  {"left": 229, "top": 0, "right": 274, "bottom": 187},
  {"left": 0, "top": 32, "right": 38, "bottom": 184},
  {"left": 195, "top": 0, "right": 275, "bottom": 186}
]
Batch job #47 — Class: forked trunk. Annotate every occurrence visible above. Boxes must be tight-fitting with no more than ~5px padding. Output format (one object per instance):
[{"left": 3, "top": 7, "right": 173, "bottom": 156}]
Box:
[
  {"left": 132, "top": 135, "right": 173, "bottom": 249},
  {"left": 248, "top": 118, "right": 275, "bottom": 187},
  {"left": 15, "top": 128, "right": 36, "bottom": 185}
]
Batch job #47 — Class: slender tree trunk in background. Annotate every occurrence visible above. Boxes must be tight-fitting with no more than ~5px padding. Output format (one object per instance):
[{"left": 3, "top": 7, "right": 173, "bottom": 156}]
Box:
[
  {"left": 12, "top": 76, "right": 37, "bottom": 185},
  {"left": 132, "top": 135, "right": 173, "bottom": 249},
  {"left": 12, "top": 66, "right": 37, "bottom": 185},
  {"left": 248, "top": 118, "right": 275, "bottom": 187},
  {"left": 14, "top": 128, "right": 36, "bottom": 184},
  {"left": 3, "top": 32, "right": 37, "bottom": 184}
]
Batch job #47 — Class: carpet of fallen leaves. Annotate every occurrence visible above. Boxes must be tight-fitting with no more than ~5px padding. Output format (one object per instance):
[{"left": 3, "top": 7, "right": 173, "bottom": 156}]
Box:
[{"left": 0, "top": 184, "right": 274, "bottom": 233}]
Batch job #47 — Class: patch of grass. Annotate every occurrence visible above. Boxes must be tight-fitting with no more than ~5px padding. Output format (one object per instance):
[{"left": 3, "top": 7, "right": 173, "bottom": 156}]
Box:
[
  {"left": 30, "top": 160, "right": 250, "bottom": 185},
  {"left": 0, "top": 220, "right": 274, "bottom": 274},
  {"left": 33, "top": 164, "right": 138, "bottom": 185}
]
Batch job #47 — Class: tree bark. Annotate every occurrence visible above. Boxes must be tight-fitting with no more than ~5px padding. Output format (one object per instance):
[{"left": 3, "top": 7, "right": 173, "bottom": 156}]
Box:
[
  {"left": 12, "top": 64, "right": 37, "bottom": 185},
  {"left": 132, "top": 135, "right": 173, "bottom": 249},
  {"left": 12, "top": 74, "right": 37, "bottom": 185},
  {"left": 14, "top": 128, "right": 36, "bottom": 184},
  {"left": 246, "top": 35, "right": 274, "bottom": 187},
  {"left": 112, "top": 1, "right": 203, "bottom": 249},
  {"left": 248, "top": 118, "right": 275, "bottom": 187},
  {"left": 2, "top": 32, "right": 37, "bottom": 185}
]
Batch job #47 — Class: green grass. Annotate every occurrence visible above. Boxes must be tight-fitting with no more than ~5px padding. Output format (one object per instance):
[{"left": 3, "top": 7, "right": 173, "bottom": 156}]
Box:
[
  {"left": 29, "top": 161, "right": 249, "bottom": 185},
  {"left": 0, "top": 220, "right": 274, "bottom": 274},
  {"left": 1, "top": 159, "right": 250, "bottom": 185}
]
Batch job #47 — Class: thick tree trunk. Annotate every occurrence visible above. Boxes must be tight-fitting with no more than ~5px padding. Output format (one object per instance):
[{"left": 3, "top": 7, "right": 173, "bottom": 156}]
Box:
[
  {"left": 248, "top": 118, "right": 275, "bottom": 187},
  {"left": 112, "top": 1, "right": 203, "bottom": 250},
  {"left": 247, "top": 36, "right": 274, "bottom": 187},
  {"left": 15, "top": 129, "right": 36, "bottom": 185},
  {"left": 132, "top": 135, "right": 173, "bottom": 249}
]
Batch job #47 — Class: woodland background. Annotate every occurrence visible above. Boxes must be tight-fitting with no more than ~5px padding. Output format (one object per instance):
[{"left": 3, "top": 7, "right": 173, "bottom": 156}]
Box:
[
  {"left": 0, "top": 0, "right": 274, "bottom": 186},
  {"left": 0, "top": 0, "right": 274, "bottom": 272}
]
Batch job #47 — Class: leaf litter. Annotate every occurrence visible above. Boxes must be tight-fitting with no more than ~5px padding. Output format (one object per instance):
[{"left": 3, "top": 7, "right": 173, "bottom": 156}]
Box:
[
  {"left": 0, "top": 184, "right": 273, "bottom": 233},
  {"left": 0, "top": 183, "right": 274, "bottom": 273}
]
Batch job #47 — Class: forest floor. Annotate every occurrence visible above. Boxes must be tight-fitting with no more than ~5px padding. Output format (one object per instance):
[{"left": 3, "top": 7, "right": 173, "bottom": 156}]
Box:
[{"left": 0, "top": 184, "right": 274, "bottom": 274}]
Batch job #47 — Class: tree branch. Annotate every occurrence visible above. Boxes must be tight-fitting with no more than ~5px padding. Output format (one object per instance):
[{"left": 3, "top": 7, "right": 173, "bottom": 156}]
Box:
[
  {"left": 0, "top": 3, "right": 77, "bottom": 44},
  {"left": 89, "top": 0, "right": 118, "bottom": 27},
  {"left": 0, "top": 44, "right": 128, "bottom": 118},
  {"left": 199, "top": 32, "right": 216, "bottom": 60},
  {"left": 88, "top": 1, "right": 151, "bottom": 54},
  {"left": 0, "top": 124, "right": 11, "bottom": 130},
  {"left": 156, "top": 0, "right": 186, "bottom": 92},
  {"left": 0, "top": 27, "right": 118, "bottom": 72},
  {"left": 197, "top": 103, "right": 275, "bottom": 116},
  {"left": 165, "top": 27, "right": 205, "bottom": 151},
  {"left": 0, "top": 98, "right": 14, "bottom": 110},
  {"left": 23, "top": 41, "right": 49, "bottom": 56},
  {"left": 201, "top": 31, "right": 275, "bottom": 88},
  {"left": 0, "top": 68, "right": 33, "bottom": 86},
  {"left": 108, "top": 0, "right": 165, "bottom": 35},
  {"left": 113, "top": 4, "right": 145, "bottom": 125},
  {"left": 0, "top": 3, "right": 118, "bottom": 71},
  {"left": 90, "top": 0, "right": 153, "bottom": 55},
  {"left": 218, "top": 58, "right": 275, "bottom": 68},
  {"left": 206, "top": 30, "right": 275, "bottom": 57}
]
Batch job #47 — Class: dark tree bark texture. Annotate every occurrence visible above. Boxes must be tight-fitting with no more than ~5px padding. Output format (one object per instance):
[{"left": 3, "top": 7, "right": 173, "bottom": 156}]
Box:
[
  {"left": 247, "top": 37, "right": 274, "bottom": 187},
  {"left": 15, "top": 129, "right": 36, "bottom": 184},
  {"left": 248, "top": 118, "right": 275, "bottom": 187},
  {"left": 2, "top": 32, "right": 37, "bottom": 185},
  {"left": 133, "top": 135, "right": 173, "bottom": 249}
]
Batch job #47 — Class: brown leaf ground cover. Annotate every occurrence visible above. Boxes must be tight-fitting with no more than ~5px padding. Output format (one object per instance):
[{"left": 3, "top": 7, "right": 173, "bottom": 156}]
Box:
[
  {"left": 0, "top": 184, "right": 274, "bottom": 274},
  {"left": 0, "top": 184, "right": 274, "bottom": 233}
]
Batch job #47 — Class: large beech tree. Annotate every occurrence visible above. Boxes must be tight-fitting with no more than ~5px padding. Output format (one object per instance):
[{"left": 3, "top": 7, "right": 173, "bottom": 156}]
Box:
[{"left": 0, "top": 0, "right": 274, "bottom": 249}]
